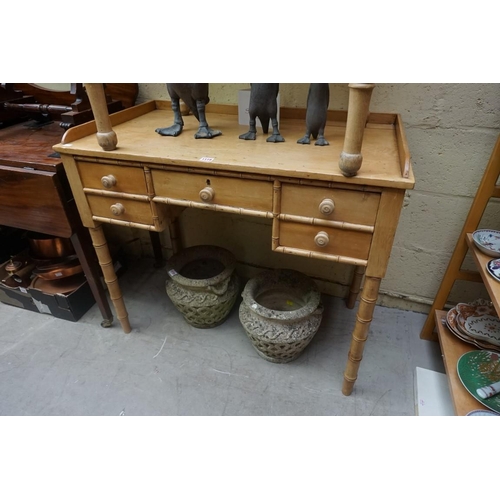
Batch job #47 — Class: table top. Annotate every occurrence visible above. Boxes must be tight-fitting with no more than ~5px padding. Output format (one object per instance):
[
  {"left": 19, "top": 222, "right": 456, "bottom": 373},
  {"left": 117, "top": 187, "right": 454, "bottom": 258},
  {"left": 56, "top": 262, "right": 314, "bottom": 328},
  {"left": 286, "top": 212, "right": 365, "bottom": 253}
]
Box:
[
  {"left": 0, "top": 120, "right": 64, "bottom": 171},
  {"left": 54, "top": 101, "right": 415, "bottom": 190}
]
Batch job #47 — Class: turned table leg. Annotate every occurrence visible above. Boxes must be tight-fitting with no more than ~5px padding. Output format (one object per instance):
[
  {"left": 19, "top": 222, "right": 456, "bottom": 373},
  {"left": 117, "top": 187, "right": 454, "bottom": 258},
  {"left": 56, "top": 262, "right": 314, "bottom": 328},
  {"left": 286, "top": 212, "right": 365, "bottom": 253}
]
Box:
[
  {"left": 84, "top": 83, "right": 118, "bottom": 151},
  {"left": 88, "top": 224, "right": 131, "bottom": 333},
  {"left": 346, "top": 265, "right": 365, "bottom": 309},
  {"left": 339, "top": 83, "right": 375, "bottom": 177},
  {"left": 342, "top": 275, "right": 381, "bottom": 395},
  {"left": 168, "top": 217, "right": 183, "bottom": 255},
  {"left": 71, "top": 226, "right": 114, "bottom": 327},
  {"left": 149, "top": 232, "right": 165, "bottom": 268}
]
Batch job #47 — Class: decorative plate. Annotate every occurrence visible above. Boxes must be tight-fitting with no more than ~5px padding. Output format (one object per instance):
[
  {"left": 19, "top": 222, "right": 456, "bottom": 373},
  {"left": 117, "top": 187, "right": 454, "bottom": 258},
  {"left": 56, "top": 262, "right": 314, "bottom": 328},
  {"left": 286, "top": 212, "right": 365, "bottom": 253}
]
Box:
[
  {"left": 464, "top": 315, "right": 500, "bottom": 347},
  {"left": 486, "top": 258, "right": 500, "bottom": 282},
  {"left": 466, "top": 409, "right": 499, "bottom": 416},
  {"left": 446, "top": 307, "right": 460, "bottom": 333},
  {"left": 455, "top": 312, "right": 470, "bottom": 335},
  {"left": 457, "top": 350, "right": 500, "bottom": 414},
  {"left": 445, "top": 307, "right": 500, "bottom": 351},
  {"left": 456, "top": 298, "right": 497, "bottom": 319},
  {"left": 472, "top": 229, "right": 500, "bottom": 257}
]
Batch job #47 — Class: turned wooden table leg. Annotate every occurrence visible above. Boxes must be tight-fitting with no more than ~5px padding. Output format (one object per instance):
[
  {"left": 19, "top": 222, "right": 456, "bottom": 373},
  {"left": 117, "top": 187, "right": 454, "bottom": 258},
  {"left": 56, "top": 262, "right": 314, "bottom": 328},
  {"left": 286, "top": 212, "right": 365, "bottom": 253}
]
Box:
[
  {"left": 169, "top": 217, "right": 182, "bottom": 255},
  {"left": 342, "top": 275, "right": 381, "bottom": 395},
  {"left": 149, "top": 232, "right": 165, "bottom": 268},
  {"left": 71, "top": 226, "right": 114, "bottom": 327},
  {"left": 88, "top": 224, "right": 131, "bottom": 333},
  {"left": 84, "top": 83, "right": 118, "bottom": 151},
  {"left": 346, "top": 265, "right": 365, "bottom": 309},
  {"left": 339, "top": 83, "right": 375, "bottom": 177}
]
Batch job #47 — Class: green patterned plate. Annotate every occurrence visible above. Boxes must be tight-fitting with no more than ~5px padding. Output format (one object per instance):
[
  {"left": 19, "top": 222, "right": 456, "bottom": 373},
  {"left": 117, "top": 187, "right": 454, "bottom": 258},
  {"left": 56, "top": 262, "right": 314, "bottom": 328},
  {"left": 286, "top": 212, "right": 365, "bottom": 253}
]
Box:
[{"left": 457, "top": 351, "right": 500, "bottom": 414}]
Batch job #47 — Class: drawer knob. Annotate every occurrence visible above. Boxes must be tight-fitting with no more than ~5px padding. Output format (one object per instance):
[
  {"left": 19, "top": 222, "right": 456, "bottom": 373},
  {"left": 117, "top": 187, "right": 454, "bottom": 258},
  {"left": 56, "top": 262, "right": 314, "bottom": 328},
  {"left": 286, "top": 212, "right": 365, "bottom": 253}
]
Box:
[
  {"left": 101, "top": 174, "right": 117, "bottom": 189},
  {"left": 110, "top": 203, "right": 125, "bottom": 216},
  {"left": 199, "top": 186, "right": 215, "bottom": 202},
  {"left": 314, "top": 231, "right": 330, "bottom": 248},
  {"left": 319, "top": 198, "right": 335, "bottom": 215}
]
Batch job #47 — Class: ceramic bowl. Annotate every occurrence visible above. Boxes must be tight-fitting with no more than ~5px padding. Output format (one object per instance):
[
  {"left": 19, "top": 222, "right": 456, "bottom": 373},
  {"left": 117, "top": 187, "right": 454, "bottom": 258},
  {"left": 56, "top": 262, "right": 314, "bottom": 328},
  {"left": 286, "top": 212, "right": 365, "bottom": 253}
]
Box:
[{"left": 472, "top": 229, "right": 500, "bottom": 257}]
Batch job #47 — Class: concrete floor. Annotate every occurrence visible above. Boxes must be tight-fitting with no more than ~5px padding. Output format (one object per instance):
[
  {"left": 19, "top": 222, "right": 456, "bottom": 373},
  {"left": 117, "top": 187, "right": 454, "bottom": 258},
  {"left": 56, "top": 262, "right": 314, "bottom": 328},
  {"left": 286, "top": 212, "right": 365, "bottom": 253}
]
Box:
[{"left": 0, "top": 259, "right": 444, "bottom": 416}]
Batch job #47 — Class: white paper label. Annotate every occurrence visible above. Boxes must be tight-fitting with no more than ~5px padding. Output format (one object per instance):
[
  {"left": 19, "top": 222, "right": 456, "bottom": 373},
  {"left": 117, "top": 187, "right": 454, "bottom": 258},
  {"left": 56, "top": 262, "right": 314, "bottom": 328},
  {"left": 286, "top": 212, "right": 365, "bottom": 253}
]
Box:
[
  {"left": 199, "top": 157, "right": 214, "bottom": 162},
  {"left": 32, "top": 298, "right": 51, "bottom": 314}
]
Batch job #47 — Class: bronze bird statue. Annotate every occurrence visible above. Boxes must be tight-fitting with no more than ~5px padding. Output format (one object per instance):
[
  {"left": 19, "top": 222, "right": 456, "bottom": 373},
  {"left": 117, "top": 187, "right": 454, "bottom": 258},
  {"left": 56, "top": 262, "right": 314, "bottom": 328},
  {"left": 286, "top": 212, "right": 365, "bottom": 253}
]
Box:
[
  {"left": 155, "top": 83, "right": 221, "bottom": 139},
  {"left": 297, "top": 83, "right": 330, "bottom": 146},
  {"left": 239, "top": 83, "right": 284, "bottom": 143}
]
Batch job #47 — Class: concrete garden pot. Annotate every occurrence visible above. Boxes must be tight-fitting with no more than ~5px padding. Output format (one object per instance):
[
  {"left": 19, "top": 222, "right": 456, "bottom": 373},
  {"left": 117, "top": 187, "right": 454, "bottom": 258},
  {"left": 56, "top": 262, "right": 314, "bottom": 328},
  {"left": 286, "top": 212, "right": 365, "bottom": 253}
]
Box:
[
  {"left": 239, "top": 269, "right": 323, "bottom": 363},
  {"left": 166, "top": 245, "right": 239, "bottom": 328}
]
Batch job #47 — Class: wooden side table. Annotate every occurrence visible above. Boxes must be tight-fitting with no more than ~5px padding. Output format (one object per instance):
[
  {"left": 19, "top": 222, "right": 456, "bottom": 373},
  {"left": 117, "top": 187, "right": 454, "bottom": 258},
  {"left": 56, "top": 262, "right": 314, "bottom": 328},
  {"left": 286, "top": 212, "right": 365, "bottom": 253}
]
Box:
[
  {"left": 54, "top": 87, "right": 414, "bottom": 395},
  {"left": 0, "top": 120, "right": 113, "bottom": 326}
]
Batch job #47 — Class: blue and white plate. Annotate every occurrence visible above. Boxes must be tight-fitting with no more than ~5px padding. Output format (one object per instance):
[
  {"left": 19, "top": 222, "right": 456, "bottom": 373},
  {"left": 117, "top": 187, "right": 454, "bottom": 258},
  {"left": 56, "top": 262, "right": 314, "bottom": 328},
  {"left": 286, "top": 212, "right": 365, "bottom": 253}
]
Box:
[
  {"left": 473, "top": 229, "right": 500, "bottom": 257},
  {"left": 486, "top": 258, "right": 500, "bottom": 282}
]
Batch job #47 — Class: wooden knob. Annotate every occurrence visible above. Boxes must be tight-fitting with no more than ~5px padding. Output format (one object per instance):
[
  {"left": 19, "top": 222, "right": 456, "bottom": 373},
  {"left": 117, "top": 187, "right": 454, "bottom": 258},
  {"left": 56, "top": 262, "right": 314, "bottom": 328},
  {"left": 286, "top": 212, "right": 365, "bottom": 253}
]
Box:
[
  {"left": 319, "top": 198, "right": 335, "bottom": 215},
  {"left": 110, "top": 203, "right": 125, "bottom": 216},
  {"left": 101, "top": 174, "right": 117, "bottom": 188},
  {"left": 199, "top": 186, "right": 215, "bottom": 202},
  {"left": 314, "top": 231, "right": 330, "bottom": 248}
]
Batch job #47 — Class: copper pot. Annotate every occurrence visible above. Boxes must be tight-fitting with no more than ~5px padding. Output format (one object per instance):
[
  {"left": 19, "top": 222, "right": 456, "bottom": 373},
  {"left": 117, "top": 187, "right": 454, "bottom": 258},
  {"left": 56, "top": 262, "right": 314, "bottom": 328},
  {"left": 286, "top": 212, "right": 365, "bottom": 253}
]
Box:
[
  {"left": 30, "top": 273, "right": 86, "bottom": 294},
  {"left": 33, "top": 256, "right": 83, "bottom": 280},
  {"left": 28, "top": 233, "right": 74, "bottom": 260}
]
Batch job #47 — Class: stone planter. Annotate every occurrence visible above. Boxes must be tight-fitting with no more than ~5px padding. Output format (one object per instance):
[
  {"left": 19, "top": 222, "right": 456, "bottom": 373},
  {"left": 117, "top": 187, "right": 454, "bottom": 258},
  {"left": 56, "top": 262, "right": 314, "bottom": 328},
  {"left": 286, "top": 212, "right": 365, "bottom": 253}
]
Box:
[
  {"left": 166, "top": 245, "right": 239, "bottom": 328},
  {"left": 239, "top": 269, "right": 323, "bottom": 363}
]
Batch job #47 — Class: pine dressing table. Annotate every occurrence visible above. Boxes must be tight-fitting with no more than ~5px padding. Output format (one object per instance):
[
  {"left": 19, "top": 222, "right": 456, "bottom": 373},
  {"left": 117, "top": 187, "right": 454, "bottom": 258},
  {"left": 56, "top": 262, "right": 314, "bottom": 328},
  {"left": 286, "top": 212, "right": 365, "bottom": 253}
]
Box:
[{"left": 53, "top": 83, "right": 414, "bottom": 395}]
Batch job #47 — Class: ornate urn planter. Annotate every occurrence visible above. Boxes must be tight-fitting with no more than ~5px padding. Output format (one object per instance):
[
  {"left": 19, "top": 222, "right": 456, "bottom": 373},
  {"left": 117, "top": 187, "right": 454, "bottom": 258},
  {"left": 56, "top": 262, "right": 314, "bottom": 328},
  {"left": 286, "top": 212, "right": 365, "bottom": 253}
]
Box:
[
  {"left": 166, "top": 245, "right": 239, "bottom": 328},
  {"left": 239, "top": 269, "right": 323, "bottom": 363}
]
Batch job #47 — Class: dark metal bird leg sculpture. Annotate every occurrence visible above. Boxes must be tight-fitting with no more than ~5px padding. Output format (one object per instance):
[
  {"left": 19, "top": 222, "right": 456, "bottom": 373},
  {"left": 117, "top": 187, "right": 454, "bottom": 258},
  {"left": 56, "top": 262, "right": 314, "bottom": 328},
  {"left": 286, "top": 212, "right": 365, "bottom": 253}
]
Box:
[
  {"left": 267, "top": 116, "right": 284, "bottom": 143},
  {"left": 155, "top": 83, "right": 221, "bottom": 139},
  {"left": 194, "top": 98, "right": 221, "bottom": 139},
  {"left": 239, "top": 117, "right": 258, "bottom": 141},
  {"left": 239, "top": 83, "right": 284, "bottom": 143},
  {"left": 297, "top": 83, "right": 330, "bottom": 146},
  {"left": 155, "top": 96, "right": 184, "bottom": 137}
]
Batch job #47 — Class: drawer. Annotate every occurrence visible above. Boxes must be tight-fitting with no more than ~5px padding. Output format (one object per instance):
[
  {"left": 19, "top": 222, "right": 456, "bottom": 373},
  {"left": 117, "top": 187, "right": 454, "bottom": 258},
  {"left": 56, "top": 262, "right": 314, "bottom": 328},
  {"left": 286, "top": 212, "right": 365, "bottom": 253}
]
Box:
[
  {"left": 279, "top": 221, "right": 372, "bottom": 261},
  {"left": 152, "top": 170, "right": 273, "bottom": 213},
  {"left": 86, "top": 195, "right": 155, "bottom": 226},
  {"left": 281, "top": 184, "right": 380, "bottom": 225},
  {"left": 77, "top": 161, "right": 148, "bottom": 195}
]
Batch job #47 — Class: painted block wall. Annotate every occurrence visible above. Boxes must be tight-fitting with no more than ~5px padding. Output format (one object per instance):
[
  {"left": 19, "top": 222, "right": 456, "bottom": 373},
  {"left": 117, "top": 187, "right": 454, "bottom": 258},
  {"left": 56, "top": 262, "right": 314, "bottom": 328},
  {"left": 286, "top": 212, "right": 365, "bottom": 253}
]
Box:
[{"left": 105, "top": 83, "right": 500, "bottom": 313}]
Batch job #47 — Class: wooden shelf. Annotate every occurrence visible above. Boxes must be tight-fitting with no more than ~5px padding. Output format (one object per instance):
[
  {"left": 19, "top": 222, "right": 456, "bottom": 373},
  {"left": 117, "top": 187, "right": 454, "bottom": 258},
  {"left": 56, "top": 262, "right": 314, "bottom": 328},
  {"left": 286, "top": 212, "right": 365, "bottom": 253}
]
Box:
[
  {"left": 466, "top": 232, "right": 500, "bottom": 315},
  {"left": 434, "top": 309, "right": 482, "bottom": 416},
  {"left": 435, "top": 235, "right": 500, "bottom": 416},
  {"left": 421, "top": 136, "right": 500, "bottom": 415}
]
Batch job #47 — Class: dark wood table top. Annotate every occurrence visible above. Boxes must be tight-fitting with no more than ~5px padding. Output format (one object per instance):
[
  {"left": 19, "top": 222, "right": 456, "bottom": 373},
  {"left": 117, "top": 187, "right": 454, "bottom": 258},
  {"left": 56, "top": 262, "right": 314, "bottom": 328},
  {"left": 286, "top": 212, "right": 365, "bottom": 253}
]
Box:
[{"left": 0, "top": 120, "right": 64, "bottom": 171}]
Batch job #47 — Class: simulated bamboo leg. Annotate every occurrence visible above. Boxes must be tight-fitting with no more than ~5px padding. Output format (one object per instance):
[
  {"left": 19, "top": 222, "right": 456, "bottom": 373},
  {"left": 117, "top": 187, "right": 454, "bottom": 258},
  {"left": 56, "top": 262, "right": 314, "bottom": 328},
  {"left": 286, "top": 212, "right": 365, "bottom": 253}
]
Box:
[
  {"left": 342, "top": 276, "right": 381, "bottom": 395},
  {"left": 346, "top": 265, "right": 365, "bottom": 309},
  {"left": 84, "top": 83, "right": 117, "bottom": 151},
  {"left": 339, "top": 83, "right": 375, "bottom": 177},
  {"left": 89, "top": 224, "right": 131, "bottom": 333}
]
